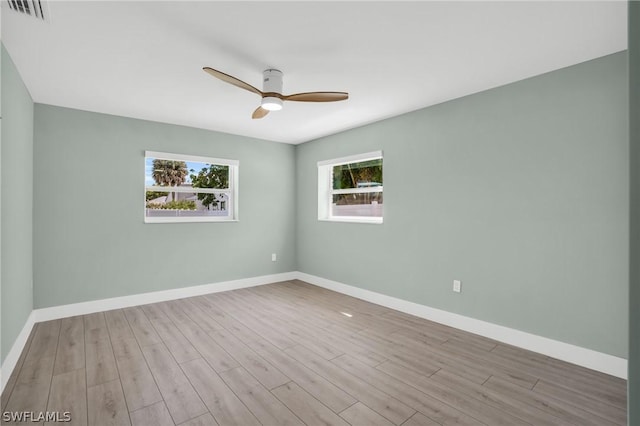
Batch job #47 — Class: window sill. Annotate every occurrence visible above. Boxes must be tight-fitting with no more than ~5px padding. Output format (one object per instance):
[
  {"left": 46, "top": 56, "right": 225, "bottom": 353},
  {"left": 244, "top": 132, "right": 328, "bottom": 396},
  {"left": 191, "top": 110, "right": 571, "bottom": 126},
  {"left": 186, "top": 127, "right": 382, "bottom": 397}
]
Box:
[
  {"left": 144, "top": 218, "right": 238, "bottom": 224},
  {"left": 319, "top": 217, "right": 383, "bottom": 224}
]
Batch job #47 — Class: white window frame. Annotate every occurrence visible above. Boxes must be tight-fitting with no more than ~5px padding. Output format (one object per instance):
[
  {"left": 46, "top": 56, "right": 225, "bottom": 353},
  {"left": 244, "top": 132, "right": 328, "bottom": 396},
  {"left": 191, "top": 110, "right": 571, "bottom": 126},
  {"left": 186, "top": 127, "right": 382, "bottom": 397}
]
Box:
[
  {"left": 318, "top": 150, "right": 383, "bottom": 224},
  {"left": 144, "top": 151, "right": 239, "bottom": 223}
]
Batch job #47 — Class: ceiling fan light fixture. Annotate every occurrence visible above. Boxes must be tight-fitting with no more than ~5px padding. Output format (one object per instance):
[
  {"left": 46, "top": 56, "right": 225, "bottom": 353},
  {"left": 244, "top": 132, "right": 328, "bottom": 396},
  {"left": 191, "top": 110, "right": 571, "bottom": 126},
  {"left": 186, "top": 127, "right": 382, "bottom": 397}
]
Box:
[
  {"left": 261, "top": 96, "right": 283, "bottom": 111},
  {"left": 203, "top": 66, "right": 348, "bottom": 119}
]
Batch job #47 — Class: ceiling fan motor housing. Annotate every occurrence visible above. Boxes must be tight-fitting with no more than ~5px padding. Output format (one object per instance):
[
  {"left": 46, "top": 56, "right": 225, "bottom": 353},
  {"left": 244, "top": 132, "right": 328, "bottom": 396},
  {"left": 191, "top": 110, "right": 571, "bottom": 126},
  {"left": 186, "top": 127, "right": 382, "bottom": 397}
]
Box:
[{"left": 261, "top": 69, "right": 284, "bottom": 110}]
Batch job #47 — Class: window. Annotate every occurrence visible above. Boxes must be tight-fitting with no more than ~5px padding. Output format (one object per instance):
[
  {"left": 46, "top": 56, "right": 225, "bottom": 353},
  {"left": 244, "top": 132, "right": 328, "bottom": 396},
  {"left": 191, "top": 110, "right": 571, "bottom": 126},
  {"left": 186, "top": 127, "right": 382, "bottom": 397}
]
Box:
[
  {"left": 318, "top": 151, "right": 383, "bottom": 223},
  {"left": 144, "top": 151, "right": 238, "bottom": 223}
]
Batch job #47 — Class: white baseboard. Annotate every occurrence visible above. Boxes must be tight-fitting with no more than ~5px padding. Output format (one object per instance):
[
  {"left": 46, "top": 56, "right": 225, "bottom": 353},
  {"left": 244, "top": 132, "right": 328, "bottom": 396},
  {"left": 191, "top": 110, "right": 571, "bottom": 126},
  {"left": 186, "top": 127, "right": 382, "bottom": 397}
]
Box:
[
  {"left": 296, "top": 272, "right": 628, "bottom": 379},
  {"left": 33, "top": 272, "right": 298, "bottom": 322},
  {"left": 0, "top": 311, "right": 36, "bottom": 393},
  {"left": 0, "top": 269, "right": 627, "bottom": 397}
]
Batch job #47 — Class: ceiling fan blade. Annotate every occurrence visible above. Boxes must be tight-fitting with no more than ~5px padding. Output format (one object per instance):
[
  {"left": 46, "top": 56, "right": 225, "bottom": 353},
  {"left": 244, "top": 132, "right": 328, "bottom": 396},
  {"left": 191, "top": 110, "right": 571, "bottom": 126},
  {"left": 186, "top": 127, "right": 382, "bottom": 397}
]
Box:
[
  {"left": 283, "top": 92, "right": 349, "bottom": 102},
  {"left": 252, "top": 106, "right": 269, "bottom": 119},
  {"left": 203, "top": 67, "right": 262, "bottom": 96}
]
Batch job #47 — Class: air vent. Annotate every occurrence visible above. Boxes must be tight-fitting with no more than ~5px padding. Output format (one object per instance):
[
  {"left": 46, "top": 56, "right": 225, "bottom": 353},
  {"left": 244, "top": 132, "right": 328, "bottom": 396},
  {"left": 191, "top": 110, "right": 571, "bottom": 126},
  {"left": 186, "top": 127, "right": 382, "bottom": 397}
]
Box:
[{"left": 6, "top": 0, "right": 48, "bottom": 22}]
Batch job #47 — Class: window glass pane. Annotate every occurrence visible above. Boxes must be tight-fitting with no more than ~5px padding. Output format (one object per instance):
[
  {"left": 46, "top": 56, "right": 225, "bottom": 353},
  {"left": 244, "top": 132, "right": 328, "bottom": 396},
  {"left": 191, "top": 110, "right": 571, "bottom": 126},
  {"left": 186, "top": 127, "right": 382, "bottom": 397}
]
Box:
[
  {"left": 145, "top": 158, "right": 229, "bottom": 190},
  {"left": 332, "top": 158, "right": 382, "bottom": 190},
  {"left": 146, "top": 191, "right": 230, "bottom": 218},
  {"left": 332, "top": 192, "right": 383, "bottom": 217}
]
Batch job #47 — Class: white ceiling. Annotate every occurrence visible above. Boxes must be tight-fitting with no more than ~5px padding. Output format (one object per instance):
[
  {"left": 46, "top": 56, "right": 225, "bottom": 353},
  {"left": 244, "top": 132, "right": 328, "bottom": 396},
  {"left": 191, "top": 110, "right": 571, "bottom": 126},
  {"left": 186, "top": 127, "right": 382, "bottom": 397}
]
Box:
[{"left": 1, "top": 1, "right": 627, "bottom": 144}]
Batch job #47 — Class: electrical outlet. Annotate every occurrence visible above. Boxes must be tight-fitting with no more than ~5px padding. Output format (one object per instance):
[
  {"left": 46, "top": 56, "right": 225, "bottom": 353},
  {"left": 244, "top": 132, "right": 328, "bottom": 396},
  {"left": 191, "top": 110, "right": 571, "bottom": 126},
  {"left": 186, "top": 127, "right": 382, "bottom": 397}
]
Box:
[
  {"left": 453, "top": 280, "right": 461, "bottom": 293},
  {"left": 272, "top": 253, "right": 277, "bottom": 262}
]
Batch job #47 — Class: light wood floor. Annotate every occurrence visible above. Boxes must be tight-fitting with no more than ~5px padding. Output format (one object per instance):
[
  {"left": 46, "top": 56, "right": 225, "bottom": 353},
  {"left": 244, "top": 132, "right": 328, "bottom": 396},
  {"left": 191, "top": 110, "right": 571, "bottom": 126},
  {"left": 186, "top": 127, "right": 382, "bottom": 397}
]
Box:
[{"left": 1, "top": 280, "right": 627, "bottom": 426}]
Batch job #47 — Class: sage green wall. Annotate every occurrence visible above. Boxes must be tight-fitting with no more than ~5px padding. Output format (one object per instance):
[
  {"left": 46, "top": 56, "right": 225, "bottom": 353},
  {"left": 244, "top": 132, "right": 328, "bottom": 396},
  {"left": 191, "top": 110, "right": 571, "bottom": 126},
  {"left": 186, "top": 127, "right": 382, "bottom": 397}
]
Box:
[
  {"left": 1, "top": 46, "right": 34, "bottom": 363},
  {"left": 628, "top": 1, "right": 639, "bottom": 423},
  {"left": 33, "top": 105, "right": 296, "bottom": 309},
  {"left": 296, "top": 52, "right": 629, "bottom": 357}
]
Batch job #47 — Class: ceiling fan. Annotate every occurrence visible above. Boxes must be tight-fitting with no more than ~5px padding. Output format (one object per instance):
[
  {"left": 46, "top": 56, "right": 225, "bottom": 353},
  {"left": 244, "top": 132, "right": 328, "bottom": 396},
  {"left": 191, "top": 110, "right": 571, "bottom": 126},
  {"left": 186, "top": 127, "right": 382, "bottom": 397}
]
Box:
[{"left": 203, "top": 67, "right": 349, "bottom": 119}]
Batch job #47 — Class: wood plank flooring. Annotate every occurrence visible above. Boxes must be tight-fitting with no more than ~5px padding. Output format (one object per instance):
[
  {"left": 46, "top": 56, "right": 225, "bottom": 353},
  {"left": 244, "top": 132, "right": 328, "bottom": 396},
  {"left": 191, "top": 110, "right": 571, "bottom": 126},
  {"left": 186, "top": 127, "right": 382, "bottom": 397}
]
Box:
[{"left": 1, "top": 280, "right": 627, "bottom": 425}]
